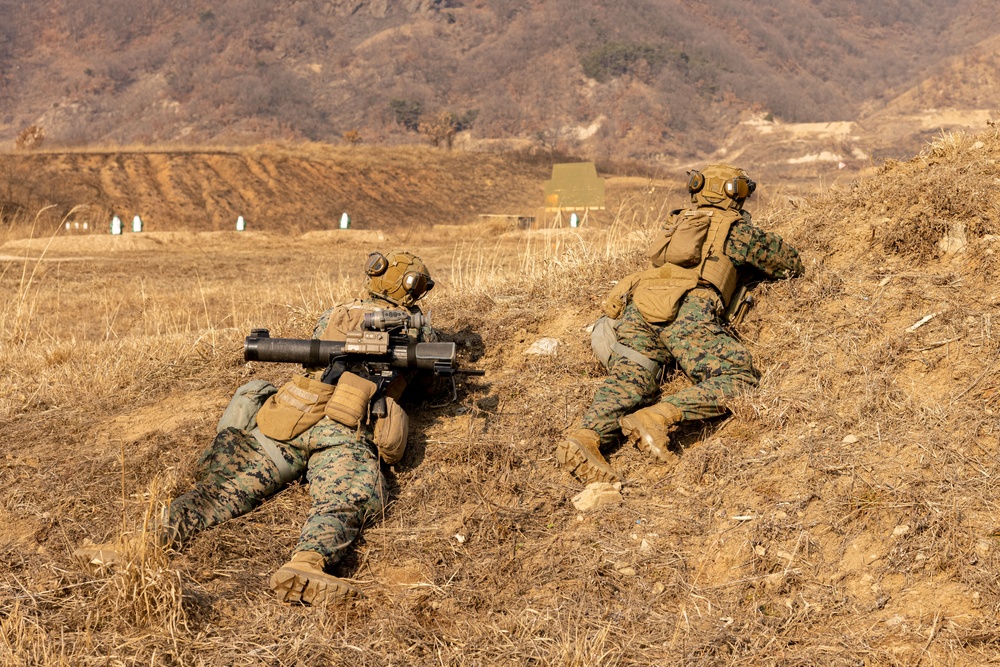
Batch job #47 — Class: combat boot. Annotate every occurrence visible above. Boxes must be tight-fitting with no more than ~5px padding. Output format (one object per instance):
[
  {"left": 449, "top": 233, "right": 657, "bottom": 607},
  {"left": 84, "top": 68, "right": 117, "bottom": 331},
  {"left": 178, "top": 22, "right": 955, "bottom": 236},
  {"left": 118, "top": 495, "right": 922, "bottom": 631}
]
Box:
[
  {"left": 270, "top": 550, "right": 361, "bottom": 605},
  {"left": 73, "top": 539, "right": 124, "bottom": 574},
  {"left": 556, "top": 428, "right": 621, "bottom": 484},
  {"left": 619, "top": 402, "right": 683, "bottom": 464},
  {"left": 73, "top": 528, "right": 169, "bottom": 575}
]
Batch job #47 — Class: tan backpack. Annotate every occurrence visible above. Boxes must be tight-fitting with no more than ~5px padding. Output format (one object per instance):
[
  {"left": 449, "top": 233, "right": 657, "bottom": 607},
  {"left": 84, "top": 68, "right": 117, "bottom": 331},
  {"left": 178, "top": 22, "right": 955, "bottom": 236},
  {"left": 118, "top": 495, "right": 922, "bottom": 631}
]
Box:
[{"left": 603, "top": 206, "right": 740, "bottom": 324}]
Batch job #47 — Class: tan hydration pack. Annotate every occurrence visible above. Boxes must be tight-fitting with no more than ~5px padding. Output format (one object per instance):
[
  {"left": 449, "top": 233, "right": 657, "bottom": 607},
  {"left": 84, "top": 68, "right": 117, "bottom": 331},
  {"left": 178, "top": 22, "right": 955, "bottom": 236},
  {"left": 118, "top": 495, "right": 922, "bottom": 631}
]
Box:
[{"left": 603, "top": 206, "right": 741, "bottom": 324}]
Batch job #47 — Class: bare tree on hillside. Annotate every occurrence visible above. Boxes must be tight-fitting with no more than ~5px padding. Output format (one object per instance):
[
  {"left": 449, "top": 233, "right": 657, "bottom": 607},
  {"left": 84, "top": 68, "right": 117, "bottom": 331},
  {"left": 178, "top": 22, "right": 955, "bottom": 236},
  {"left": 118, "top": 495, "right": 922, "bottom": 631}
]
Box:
[
  {"left": 15, "top": 125, "right": 44, "bottom": 151},
  {"left": 419, "top": 111, "right": 459, "bottom": 149}
]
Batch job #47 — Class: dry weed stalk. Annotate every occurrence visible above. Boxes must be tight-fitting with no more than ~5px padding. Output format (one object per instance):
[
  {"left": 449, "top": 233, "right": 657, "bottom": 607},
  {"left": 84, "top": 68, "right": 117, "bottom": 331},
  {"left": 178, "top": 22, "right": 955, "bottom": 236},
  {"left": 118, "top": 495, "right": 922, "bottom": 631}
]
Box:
[
  {"left": 0, "top": 600, "right": 63, "bottom": 666},
  {"left": 92, "top": 474, "right": 187, "bottom": 634},
  {"left": 2, "top": 206, "right": 60, "bottom": 345},
  {"left": 446, "top": 190, "right": 662, "bottom": 301}
]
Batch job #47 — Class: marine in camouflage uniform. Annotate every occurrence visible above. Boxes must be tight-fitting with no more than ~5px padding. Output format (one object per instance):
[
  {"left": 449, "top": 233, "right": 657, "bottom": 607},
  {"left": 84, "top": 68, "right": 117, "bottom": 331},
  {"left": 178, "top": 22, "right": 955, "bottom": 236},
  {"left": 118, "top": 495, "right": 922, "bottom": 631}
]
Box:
[
  {"left": 76, "top": 250, "right": 438, "bottom": 606},
  {"left": 557, "top": 165, "right": 804, "bottom": 484}
]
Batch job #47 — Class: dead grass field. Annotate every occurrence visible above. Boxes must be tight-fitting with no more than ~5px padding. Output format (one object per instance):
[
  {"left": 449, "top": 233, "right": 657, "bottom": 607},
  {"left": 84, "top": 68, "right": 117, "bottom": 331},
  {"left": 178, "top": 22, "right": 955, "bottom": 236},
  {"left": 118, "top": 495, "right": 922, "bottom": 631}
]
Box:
[{"left": 2, "top": 130, "right": 1000, "bottom": 665}]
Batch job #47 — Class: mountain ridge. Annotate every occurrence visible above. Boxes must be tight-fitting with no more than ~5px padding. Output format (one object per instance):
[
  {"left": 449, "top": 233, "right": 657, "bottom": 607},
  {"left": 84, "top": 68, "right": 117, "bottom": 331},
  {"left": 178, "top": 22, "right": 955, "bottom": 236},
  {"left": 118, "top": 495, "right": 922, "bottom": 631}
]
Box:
[{"left": 2, "top": 0, "right": 997, "bottom": 162}]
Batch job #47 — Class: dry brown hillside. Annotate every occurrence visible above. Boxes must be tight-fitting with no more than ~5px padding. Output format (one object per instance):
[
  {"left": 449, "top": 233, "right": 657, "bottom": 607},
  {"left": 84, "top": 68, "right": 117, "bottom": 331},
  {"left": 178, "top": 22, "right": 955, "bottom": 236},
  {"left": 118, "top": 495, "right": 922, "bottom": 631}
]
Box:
[
  {"left": 2, "top": 129, "right": 1000, "bottom": 665},
  {"left": 2, "top": 0, "right": 998, "bottom": 160}
]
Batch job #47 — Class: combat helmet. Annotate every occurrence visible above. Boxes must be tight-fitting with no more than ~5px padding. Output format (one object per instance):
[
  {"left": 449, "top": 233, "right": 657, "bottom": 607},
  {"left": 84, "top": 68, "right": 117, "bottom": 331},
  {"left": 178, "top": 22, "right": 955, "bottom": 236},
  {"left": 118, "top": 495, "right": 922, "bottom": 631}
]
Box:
[
  {"left": 364, "top": 250, "right": 434, "bottom": 307},
  {"left": 686, "top": 163, "right": 756, "bottom": 210}
]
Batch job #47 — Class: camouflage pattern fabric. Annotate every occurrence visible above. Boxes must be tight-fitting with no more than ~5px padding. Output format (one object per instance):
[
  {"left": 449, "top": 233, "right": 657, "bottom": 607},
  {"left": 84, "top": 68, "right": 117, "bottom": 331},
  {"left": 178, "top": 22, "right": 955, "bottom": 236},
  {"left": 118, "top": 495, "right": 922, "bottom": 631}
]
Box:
[
  {"left": 167, "top": 427, "right": 287, "bottom": 547},
  {"left": 167, "top": 419, "right": 385, "bottom": 565},
  {"left": 167, "top": 296, "right": 431, "bottom": 568},
  {"left": 725, "top": 211, "right": 804, "bottom": 280},
  {"left": 580, "top": 211, "right": 802, "bottom": 445}
]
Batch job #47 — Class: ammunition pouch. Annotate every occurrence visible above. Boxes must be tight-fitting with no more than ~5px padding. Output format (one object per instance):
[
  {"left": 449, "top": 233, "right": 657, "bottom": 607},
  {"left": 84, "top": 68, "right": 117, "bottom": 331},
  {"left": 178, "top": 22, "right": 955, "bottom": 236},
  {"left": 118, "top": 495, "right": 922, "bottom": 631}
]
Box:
[
  {"left": 723, "top": 284, "right": 754, "bottom": 326},
  {"left": 324, "top": 371, "right": 378, "bottom": 428},
  {"left": 373, "top": 396, "right": 409, "bottom": 464},
  {"left": 257, "top": 375, "right": 335, "bottom": 440}
]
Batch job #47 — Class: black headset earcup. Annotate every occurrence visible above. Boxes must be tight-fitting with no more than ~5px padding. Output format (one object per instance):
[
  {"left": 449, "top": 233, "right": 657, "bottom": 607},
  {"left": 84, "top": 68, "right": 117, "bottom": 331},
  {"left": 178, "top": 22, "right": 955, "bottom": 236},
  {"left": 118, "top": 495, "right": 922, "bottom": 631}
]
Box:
[
  {"left": 687, "top": 170, "right": 705, "bottom": 193},
  {"left": 365, "top": 252, "right": 389, "bottom": 276}
]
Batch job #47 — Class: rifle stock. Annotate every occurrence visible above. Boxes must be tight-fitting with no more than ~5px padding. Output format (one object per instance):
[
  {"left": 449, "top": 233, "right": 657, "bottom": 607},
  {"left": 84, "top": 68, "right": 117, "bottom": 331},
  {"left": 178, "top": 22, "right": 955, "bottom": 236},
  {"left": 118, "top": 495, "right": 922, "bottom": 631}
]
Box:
[{"left": 724, "top": 284, "right": 755, "bottom": 326}]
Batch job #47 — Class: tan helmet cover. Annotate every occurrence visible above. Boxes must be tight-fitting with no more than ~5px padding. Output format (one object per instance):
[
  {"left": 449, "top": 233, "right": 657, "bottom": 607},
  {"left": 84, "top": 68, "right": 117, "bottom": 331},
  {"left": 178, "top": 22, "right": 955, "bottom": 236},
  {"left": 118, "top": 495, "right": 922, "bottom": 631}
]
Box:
[
  {"left": 365, "top": 250, "right": 433, "bottom": 307},
  {"left": 688, "top": 163, "right": 754, "bottom": 210}
]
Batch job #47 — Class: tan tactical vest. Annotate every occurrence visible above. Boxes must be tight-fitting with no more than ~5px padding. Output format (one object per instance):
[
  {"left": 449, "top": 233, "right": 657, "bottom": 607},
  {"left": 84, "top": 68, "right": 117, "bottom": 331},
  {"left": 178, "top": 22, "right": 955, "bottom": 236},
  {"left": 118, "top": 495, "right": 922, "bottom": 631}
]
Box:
[
  {"left": 256, "top": 300, "right": 386, "bottom": 441},
  {"left": 603, "top": 206, "right": 741, "bottom": 324}
]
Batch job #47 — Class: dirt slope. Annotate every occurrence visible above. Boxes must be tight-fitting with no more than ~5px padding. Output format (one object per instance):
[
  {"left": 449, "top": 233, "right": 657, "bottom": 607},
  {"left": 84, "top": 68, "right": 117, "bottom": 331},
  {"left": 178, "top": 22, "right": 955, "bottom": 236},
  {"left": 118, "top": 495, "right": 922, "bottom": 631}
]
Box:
[{"left": 2, "top": 131, "right": 1000, "bottom": 665}]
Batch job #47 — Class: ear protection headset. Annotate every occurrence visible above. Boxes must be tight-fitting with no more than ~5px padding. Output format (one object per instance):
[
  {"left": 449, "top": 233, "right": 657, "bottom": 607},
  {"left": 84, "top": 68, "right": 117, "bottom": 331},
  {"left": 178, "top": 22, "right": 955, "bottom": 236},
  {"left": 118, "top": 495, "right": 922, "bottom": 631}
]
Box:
[
  {"left": 364, "top": 251, "right": 435, "bottom": 303},
  {"left": 365, "top": 252, "right": 389, "bottom": 276},
  {"left": 687, "top": 170, "right": 705, "bottom": 194},
  {"left": 687, "top": 169, "right": 756, "bottom": 202},
  {"left": 724, "top": 175, "right": 755, "bottom": 200}
]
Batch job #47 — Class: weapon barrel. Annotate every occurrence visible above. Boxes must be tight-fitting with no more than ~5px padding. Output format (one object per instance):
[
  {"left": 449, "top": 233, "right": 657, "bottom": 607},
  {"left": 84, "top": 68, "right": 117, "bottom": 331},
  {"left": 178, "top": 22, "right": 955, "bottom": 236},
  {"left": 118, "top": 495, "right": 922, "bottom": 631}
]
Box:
[
  {"left": 244, "top": 336, "right": 346, "bottom": 366},
  {"left": 245, "top": 332, "right": 457, "bottom": 372}
]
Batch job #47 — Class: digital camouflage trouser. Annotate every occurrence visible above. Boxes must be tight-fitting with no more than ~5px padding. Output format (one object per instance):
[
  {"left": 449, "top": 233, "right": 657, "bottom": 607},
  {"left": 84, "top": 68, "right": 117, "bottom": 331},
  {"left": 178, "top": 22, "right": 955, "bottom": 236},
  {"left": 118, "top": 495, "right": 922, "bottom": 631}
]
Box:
[
  {"left": 580, "top": 295, "right": 758, "bottom": 445},
  {"left": 166, "top": 417, "right": 385, "bottom": 566}
]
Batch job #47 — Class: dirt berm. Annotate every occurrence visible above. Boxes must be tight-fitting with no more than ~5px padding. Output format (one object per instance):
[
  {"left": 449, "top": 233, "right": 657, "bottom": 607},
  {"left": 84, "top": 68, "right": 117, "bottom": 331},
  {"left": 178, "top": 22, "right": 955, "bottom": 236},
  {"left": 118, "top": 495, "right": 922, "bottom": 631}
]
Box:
[{"left": 0, "top": 145, "right": 551, "bottom": 231}]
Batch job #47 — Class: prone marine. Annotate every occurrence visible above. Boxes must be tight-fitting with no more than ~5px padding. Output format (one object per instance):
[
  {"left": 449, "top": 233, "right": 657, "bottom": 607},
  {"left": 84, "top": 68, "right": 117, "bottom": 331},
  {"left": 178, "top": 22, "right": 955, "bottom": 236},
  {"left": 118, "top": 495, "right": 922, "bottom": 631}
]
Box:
[
  {"left": 76, "top": 250, "right": 454, "bottom": 604},
  {"left": 557, "top": 164, "right": 804, "bottom": 482}
]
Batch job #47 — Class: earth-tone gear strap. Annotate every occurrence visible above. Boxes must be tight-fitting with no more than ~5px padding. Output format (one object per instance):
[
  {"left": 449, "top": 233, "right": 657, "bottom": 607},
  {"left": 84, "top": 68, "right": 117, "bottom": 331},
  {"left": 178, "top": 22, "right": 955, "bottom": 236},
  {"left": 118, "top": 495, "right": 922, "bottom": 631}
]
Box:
[
  {"left": 590, "top": 316, "right": 660, "bottom": 376},
  {"left": 613, "top": 341, "right": 661, "bottom": 375},
  {"left": 250, "top": 427, "right": 297, "bottom": 484},
  {"left": 697, "top": 213, "right": 739, "bottom": 307}
]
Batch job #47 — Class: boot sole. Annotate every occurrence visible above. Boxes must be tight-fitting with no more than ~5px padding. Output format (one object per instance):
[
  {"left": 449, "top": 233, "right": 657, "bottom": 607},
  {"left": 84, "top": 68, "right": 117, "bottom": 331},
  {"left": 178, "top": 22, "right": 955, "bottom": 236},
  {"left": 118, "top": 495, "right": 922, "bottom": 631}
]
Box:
[
  {"left": 269, "top": 566, "right": 361, "bottom": 605},
  {"left": 619, "top": 416, "right": 678, "bottom": 465},
  {"left": 556, "top": 437, "right": 620, "bottom": 484}
]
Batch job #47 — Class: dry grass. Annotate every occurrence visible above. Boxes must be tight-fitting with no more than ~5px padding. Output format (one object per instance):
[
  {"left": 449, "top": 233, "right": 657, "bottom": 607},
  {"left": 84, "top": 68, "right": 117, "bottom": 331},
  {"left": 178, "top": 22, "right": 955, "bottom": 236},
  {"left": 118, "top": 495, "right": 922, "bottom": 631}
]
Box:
[{"left": 3, "top": 133, "right": 1000, "bottom": 665}]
